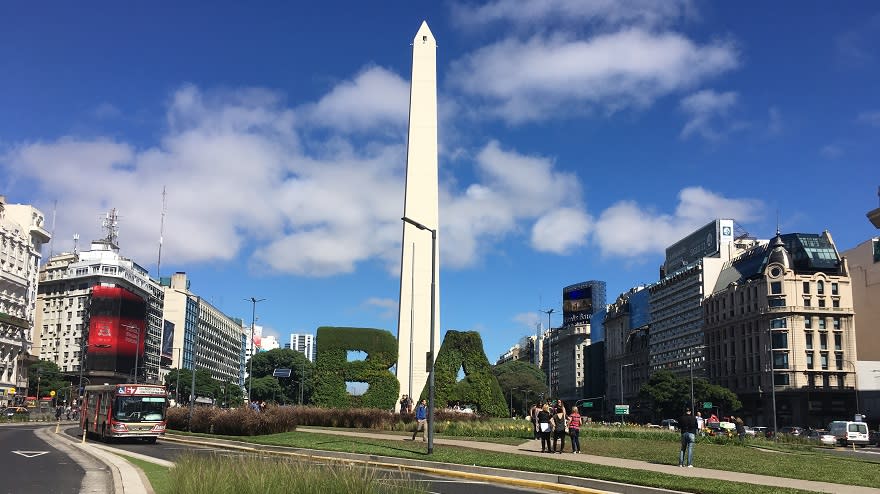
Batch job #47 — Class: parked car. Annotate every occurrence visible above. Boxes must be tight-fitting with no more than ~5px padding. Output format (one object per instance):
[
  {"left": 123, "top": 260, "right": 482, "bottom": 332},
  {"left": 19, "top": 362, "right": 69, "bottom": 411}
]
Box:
[
  {"left": 806, "top": 429, "right": 836, "bottom": 446},
  {"left": 750, "top": 426, "right": 771, "bottom": 438},
  {"left": 2, "top": 406, "right": 29, "bottom": 419},
  {"left": 870, "top": 430, "right": 880, "bottom": 446},
  {"left": 779, "top": 426, "right": 805, "bottom": 436},
  {"left": 660, "top": 419, "right": 678, "bottom": 430}
]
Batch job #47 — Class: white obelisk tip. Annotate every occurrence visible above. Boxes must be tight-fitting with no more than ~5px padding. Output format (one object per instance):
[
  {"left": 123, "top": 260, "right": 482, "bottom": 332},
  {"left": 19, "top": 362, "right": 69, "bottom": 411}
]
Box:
[{"left": 415, "top": 20, "right": 435, "bottom": 44}]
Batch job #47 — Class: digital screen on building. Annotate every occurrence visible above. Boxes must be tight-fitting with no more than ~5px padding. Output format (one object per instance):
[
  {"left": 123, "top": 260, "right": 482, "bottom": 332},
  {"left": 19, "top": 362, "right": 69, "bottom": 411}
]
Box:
[
  {"left": 161, "top": 320, "right": 175, "bottom": 360},
  {"left": 563, "top": 284, "right": 593, "bottom": 326},
  {"left": 664, "top": 220, "right": 731, "bottom": 272},
  {"left": 628, "top": 288, "right": 651, "bottom": 329},
  {"left": 87, "top": 286, "right": 147, "bottom": 377}
]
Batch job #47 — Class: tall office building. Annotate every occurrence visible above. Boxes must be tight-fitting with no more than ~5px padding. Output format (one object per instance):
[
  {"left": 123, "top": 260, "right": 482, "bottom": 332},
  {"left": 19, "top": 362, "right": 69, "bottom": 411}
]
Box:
[
  {"left": 35, "top": 210, "right": 162, "bottom": 386},
  {"left": 704, "top": 231, "right": 857, "bottom": 427},
  {"left": 648, "top": 219, "right": 759, "bottom": 378},
  {"left": 161, "top": 272, "right": 245, "bottom": 387},
  {"left": 605, "top": 287, "right": 651, "bottom": 418},
  {"left": 547, "top": 281, "right": 605, "bottom": 401},
  {"left": 290, "top": 333, "right": 315, "bottom": 362},
  {"left": 0, "top": 197, "right": 51, "bottom": 406}
]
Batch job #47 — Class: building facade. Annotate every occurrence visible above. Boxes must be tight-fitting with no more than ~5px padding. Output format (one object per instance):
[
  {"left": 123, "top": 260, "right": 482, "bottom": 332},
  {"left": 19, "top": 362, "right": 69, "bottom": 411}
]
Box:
[
  {"left": 704, "top": 231, "right": 857, "bottom": 428},
  {"left": 290, "top": 333, "right": 315, "bottom": 362},
  {"left": 605, "top": 287, "right": 651, "bottom": 420},
  {"left": 34, "top": 231, "right": 160, "bottom": 385},
  {"left": 161, "top": 272, "right": 245, "bottom": 389},
  {"left": 0, "top": 197, "right": 51, "bottom": 406}
]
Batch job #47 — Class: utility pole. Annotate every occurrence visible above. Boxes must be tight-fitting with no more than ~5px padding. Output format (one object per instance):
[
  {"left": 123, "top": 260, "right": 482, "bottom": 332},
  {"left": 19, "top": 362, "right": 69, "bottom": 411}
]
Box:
[{"left": 541, "top": 308, "right": 554, "bottom": 395}]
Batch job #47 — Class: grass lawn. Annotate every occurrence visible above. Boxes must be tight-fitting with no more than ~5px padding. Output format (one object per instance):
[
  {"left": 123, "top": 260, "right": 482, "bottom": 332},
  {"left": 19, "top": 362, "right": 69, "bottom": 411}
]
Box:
[
  {"left": 117, "top": 455, "right": 172, "bottom": 494},
  {"left": 172, "top": 430, "right": 822, "bottom": 494}
]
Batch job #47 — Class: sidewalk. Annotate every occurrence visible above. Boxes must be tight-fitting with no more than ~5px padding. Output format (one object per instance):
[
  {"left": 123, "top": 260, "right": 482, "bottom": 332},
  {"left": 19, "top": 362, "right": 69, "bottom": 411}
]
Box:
[{"left": 288, "top": 427, "right": 880, "bottom": 494}]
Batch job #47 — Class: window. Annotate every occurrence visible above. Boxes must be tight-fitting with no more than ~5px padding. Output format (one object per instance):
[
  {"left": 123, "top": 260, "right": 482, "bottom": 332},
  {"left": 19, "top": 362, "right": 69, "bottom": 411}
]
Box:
[
  {"left": 833, "top": 299, "right": 840, "bottom": 308},
  {"left": 804, "top": 316, "right": 812, "bottom": 329},
  {"left": 818, "top": 298, "right": 826, "bottom": 308},
  {"left": 770, "top": 318, "right": 787, "bottom": 329},
  {"left": 831, "top": 283, "right": 838, "bottom": 295},
  {"left": 771, "top": 331, "right": 788, "bottom": 349},
  {"left": 769, "top": 298, "right": 786, "bottom": 308},
  {"left": 806, "top": 352, "right": 814, "bottom": 369},
  {"left": 803, "top": 281, "right": 810, "bottom": 294},
  {"left": 835, "top": 353, "right": 843, "bottom": 370},
  {"left": 817, "top": 280, "right": 824, "bottom": 295},
  {"left": 834, "top": 333, "right": 842, "bottom": 351},
  {"left": 820, "top": 333, "right": 828, "bottom": 350},
  {"left": 805, "top": 333, "right": 813, "bottom": 350},
  {"left": 774, "top": 373, "right": 790, "bottom": 386},
  {"left": 773, "top": 351, "right": 789, "bottom": 369},
  {"left": 771, "top": 281, "right": 782, "bottom": 294},
  {"left": 821, "top": 353, "right": 829, "bottom": 370},
  {"left": 833, "top": 317, "right": 841, "bottom": 330},
  {"left": 818, "top": 318, "right": 826, "bottom": 330}
]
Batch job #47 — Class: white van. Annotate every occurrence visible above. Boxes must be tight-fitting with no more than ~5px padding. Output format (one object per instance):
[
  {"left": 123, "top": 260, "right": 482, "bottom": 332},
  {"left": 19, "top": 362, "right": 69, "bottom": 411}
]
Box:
[{"left": 828, "top": 421, "right": 870, "bottom": 446}]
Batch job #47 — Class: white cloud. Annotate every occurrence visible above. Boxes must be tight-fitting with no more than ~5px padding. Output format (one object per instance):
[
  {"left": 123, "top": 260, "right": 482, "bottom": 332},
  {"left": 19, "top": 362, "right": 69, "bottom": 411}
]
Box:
[
  {"left": 513, "top": 311, "right": 540, "bottom": 329},
  {"left": 303, "top": 66, "right": 410, "bottom": 133},
  {"left": 93, "top": 102, "right": 122, "bottom": 119},
  {"left": 857, "top": 110, "right": 880, "bottom": 126},
  {"left": 767, "top": 106, "right": 783, "bottom": 135},
  {"left": 363, "top": 297, "right": 398, "bottom": 319},
  {"left": 592, "top": 186, "right": 762, "bottom": 258},
  {"left": 449, "top": 29, "right": 739, "bottom": 123},
  {"left": 679, "top": 89, "right": 738, "bottom": 140},
  {"left": 531, "top": 208, "right": 592, "bottom": 254},
  {"left": 451, "top": 0, "right": 695, "bottom": 31},
  {"left": 820, "top": 144, "right": 843, "bottom": 159}
]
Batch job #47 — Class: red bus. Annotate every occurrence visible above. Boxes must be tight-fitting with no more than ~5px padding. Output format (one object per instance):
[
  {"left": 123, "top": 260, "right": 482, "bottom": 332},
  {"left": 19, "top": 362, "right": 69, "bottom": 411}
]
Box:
[{"left": 81, "top": 384, "right": 168, "bottom": 443}]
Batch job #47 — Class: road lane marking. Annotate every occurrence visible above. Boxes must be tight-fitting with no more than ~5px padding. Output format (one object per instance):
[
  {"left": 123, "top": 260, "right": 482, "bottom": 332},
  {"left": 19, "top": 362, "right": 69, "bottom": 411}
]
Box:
[{"left": 12, "top": 450, "right": 50, "bottom": 458}]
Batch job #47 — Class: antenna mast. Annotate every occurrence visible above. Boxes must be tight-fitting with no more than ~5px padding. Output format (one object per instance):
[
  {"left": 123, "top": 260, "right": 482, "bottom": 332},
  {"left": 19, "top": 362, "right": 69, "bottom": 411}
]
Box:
[
  {"left": 49, "top": 200, "right": 57, "bottom": 257},
  {"left": 73, "top": 233, "right": 80, "bottom": 255},
  {"left": 156, "top": 186, "right": 167, "bottom": 278},
  {"left": 101, "top": 208, "right": 120, "bottom": 247}
]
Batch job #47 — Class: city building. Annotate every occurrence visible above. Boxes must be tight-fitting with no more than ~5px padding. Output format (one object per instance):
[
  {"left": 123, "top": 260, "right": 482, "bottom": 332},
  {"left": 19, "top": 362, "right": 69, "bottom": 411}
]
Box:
[
  {"left": 605, "top": 287, "right": 651, "bottom": 421},
  {"left": 261, "top": 334, "right": 280, "bottom": 352},
  {"left": 161, "top": 272, "right": 246, "bottom": 390},
  {"left": 290, "top": 333, "right": 315, "bottom": 362},
  {"left": 0, "top": 196, "right": 51, "bottom": 406},
  {"left": 704, "top": 231, "right": 857, "bottom": 428},
  {"left": 34, "top": 211, "right": 160, "bottom": 386},
  {"left": 546, "top": 281, "right": 605, "bottom": 401},
  {"left": 648, "top": 219, "right": 759, "bottom": 378}
]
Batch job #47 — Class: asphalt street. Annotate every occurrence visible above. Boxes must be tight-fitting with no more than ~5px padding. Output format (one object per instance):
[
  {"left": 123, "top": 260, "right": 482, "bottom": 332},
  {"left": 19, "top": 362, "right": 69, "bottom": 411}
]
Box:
[
  {"left": 62, "top": 427, "right": 561, "bottom": 494},
  {"left": 0, "top": 425, "right": 90, "bottom": 494}
]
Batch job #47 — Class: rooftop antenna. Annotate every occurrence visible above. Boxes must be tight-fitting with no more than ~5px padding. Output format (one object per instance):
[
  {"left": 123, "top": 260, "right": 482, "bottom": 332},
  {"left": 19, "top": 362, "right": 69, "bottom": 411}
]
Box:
[
  {"left": 49, "top": 199, "right": 57, "bottom": 257},
  {"left": 73, "top": 233, "right": 80, "bottom": 255},
  {"left": 776, "top": 210, "right": 781, "bottom": 236},
  {"left": 156, "top": 186, "right": 167, "bottom": 278},
  {"left": 101, "top": 208, "right": 120, "bottom": 246}
]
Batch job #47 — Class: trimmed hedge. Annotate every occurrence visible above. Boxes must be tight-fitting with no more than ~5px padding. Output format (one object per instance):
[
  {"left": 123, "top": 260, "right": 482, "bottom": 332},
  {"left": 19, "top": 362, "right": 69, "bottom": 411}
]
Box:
[
  {"left": 166, "top": 406, "right": 298, "bottom": 435},
  {"left": 311, "top": 327, "right": 399, "bottom": 410},
  {"left": 432, "top": 330, "right": 508, "bottom": 417}
]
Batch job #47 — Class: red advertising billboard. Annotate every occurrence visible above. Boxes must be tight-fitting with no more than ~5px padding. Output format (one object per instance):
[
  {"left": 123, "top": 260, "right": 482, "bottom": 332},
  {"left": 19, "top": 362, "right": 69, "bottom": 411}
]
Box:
[{"left": 87, "top": 285, "right": 147, "bottom": 378}]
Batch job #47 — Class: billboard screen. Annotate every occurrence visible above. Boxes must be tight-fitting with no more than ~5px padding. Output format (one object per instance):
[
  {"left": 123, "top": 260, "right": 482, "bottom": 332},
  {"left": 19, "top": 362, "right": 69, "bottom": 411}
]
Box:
[
  {"left": 87, "top": 286, "right": 147, "bottom": 377},
  {"left": 664, "top": 220, "right": 732, "bottom": 273},
  {"left": 563, "top": 284, "right": 593, "bottom": 326},
  {"left": 161, "top": 320, "right": 175, "bottom": 360}
]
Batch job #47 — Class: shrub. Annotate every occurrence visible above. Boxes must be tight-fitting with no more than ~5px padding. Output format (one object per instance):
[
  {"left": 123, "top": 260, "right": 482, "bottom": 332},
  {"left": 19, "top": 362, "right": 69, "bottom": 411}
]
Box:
[{"left": 166, "top": 406, "right": 298, "bottom": 436}]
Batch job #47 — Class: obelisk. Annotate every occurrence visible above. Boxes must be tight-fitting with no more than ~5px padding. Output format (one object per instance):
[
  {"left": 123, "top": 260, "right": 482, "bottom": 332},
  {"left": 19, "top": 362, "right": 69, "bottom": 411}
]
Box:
[{"left": 396, "top": 21, "right": 439, "bottom": 410}]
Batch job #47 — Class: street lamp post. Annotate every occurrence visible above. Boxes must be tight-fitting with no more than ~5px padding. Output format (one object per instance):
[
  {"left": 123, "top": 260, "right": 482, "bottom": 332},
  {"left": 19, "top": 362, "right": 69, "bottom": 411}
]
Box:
[
  {"left": 401, "top": 216, "right": 437, "bottom": 454},
  {"left": 620, "top": 363, "right": 634, "bottom": 422},
  {"left": 542, "top": 309, "right": 554, "bottom": 395},
  {"left": 689, "top": 345, "right": 706, "bottom": 412},
  {"left": 245, "top": 297, "right": 266, "bottom": 405},
  {"left": 120, "top": 323, "right": 142, "bottom": 384},
  {"left": 843, "top": 359, "right": 860, "bottom": 416}
]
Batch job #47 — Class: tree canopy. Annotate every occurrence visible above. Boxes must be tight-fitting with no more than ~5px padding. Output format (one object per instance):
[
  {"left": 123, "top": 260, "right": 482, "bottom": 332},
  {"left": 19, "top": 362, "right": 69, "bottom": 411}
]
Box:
[
  {"left": 638, "top": 370, "right": 742, "bottom": 421},
  {"left": 248, "top": 348, "right": 314, "bottom": 405},
  {"left": 491, "top": 360, "right": 548, "bottom": 415},
  {"left": 28, "top": 360, "right": 68, "bottom": 400},
  {"left": 164, "top": 368, "right": 243, "bottom": 407}
]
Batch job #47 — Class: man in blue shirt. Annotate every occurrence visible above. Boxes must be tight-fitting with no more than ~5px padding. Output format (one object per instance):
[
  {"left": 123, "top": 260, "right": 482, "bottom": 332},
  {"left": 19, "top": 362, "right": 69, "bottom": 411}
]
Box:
[{"left": 411, "top": 399, "right": 427, "bottom": 441}]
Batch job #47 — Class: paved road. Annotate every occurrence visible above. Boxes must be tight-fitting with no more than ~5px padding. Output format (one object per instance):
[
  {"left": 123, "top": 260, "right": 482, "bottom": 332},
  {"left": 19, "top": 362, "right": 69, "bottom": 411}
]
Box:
[
  {"left": 63, "top": 427, "right": 561, "bottom": 494},
  {"left": 0, "top": 425, "right": 91, "bottom": 494}
]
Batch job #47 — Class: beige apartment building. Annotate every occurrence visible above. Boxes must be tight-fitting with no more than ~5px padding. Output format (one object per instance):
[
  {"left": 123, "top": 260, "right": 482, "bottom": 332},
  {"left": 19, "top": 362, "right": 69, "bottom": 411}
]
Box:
[{"left": 704, "top": 231, "right": 857, "bottom": 428}]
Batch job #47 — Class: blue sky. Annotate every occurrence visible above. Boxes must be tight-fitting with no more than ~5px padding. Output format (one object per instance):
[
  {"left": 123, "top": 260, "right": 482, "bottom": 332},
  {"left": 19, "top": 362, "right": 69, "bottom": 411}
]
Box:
[{"left": 1, "top": 1, "right": 877, "bottom": 363}]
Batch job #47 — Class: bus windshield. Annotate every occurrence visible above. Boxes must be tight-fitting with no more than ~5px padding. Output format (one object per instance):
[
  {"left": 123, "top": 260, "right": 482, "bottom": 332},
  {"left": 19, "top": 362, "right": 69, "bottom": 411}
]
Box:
[{"left": 114, "top": 396, "right": 166, "bottom": 422}]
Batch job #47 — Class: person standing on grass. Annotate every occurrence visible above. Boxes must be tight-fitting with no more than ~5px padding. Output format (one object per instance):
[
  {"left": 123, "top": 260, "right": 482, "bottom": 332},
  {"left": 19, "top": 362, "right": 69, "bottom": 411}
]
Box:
[
  {"left": 411, "top": 399, "right": 428, "bottom": 441},
  {"left": 678, "top": 408, "right": 698, "bottom": 467},
  {"left": 529, "top": 403, "right": 539, "bottom": 440},
  {"left": 551, "top": 405, "right": 567, "bottom": 453},
  {"left": 568, "top": 407, "right": 582, "bottom": 453},
  {"left": 537, "top": 404, "right": 552, "bottom": 453},
  {"left": 695, "top": 411, "right": 705, "bottom": 436}
]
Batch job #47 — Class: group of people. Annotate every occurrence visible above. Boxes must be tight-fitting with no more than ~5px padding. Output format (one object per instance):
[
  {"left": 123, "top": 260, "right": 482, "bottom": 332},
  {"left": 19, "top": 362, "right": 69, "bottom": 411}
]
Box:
[
  {"left": 530, "top": 400, "right": 583, "bottom": 454},
  {"left": 54, "top": 404, "right": 79, "bottom": 420}
]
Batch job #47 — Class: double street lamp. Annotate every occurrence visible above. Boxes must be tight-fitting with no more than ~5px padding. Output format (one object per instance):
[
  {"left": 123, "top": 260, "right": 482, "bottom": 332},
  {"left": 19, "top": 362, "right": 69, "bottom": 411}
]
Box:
[
  {"left": 401, "top": 216, "right": 437, "bottom": 454},
  {"left": 245, "top": 297, "right": 266, "bottom": 405}
]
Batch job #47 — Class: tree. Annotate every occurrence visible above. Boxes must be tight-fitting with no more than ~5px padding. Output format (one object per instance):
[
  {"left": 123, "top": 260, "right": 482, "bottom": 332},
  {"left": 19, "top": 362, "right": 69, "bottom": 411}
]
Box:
[
  {"left": 164, "top": 368, "right": 238, "bottom": 407},
  {"left": 491, "top": 360, "right": 548, "bottom": 415},
  {"left": 248, "top": 348, "right": 314, "bottom": 404},
  {"left": 639, "top": 370, "right": 742, "bottom": 422},
  {"left": 247, "top": 376, "right": 283, "bottom": 403},
  {"left": 27, "top": 360, "right": 67, "bottom": 401}
]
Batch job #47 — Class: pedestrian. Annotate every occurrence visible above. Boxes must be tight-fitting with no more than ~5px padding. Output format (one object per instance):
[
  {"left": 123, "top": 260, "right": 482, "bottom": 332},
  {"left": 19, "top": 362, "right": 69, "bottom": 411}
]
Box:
[
  {"left": 678, "top": 408, "right": 698, "bottom": 467},
  {"left": 695, "top": 411, "right": 705, "bottom": 436},
  {"left": 55, "top": 405, "right": 63, "bottom": 420},
  {"left": 529, "top": 403, "right": 539, "bottom": 439},
  {"left": 537, "top": 404, "right": 552, "bottom": 453},
  {"left": 552, "top": 405, "right": 567, "bottom": 453},
  {"left": 734, "top": 416, "right": 746, "bottom": 442},
  {"left": 411, "top": 399, "right": 428, "bottom": 441},
  {"left": 568, "top": 406, "right": 582, "bottom": 453}
]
